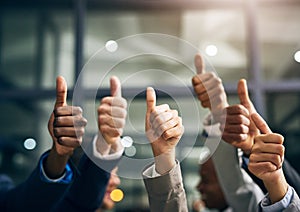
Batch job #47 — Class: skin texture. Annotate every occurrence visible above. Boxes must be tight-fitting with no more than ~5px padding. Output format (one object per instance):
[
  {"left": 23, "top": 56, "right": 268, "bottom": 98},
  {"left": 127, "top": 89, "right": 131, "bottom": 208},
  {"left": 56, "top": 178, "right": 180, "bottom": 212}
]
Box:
[
  {"left": 221, "top": 79, "right": 259, "bottom": 155},
  {"left": 46, "top": 76, "right": 87, "bottom": 179},
  {"left": 96, "top": 76, "right": 127, "bottom": 154},
  {"left": 196, "top": 158, "right": 228, "bottom": 210},
  {"left": 248, "top": 113, "right": 288, "bottom": 204},
  {"left": 145, "top": 87, "right": 184, "bottom": 175},
  {"left": 192, "top": 53, "right": 228, "bottom": 124},
  {"left": 95, "top": 76, "right": 127, "bottom": 211}
]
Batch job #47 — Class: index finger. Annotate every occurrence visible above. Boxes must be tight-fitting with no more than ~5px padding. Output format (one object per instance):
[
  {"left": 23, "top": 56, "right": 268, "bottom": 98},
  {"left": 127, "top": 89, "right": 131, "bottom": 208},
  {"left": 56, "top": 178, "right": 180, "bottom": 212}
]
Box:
[{"left": 251, "top": 113, "right": 272, "bottom": 134}]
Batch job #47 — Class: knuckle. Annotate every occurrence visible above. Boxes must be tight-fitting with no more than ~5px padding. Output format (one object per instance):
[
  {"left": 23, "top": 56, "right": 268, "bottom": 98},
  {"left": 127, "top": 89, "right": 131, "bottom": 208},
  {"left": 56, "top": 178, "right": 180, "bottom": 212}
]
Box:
[
  {"left": 160, "top": 124, "right": 167, "bottom": 132},
  {"left": 53, "top": 108, "right": 59, "bottom": 116},
  {"left": 236, "top": 115, "right": 244, "bottom": 123},
  {"left": 278, "top": 145, "right": 285, "bottom": 156},
  {"left": 155, "top": 116, "right": 164, "bottom": 125},
  {"left": 53, "top": 128, "right": 60, "bottom": 136},
  {"left": 163, "top": 132, "right": 170, "bottom": 140},
  {"left": 121, "top": 98, "right": 128, "bottom": 108},
  {"left": 54, "top": 117, "right": 61, "bottom": 126},
  {"left": 119, "top": 109, "right": 127, "bottom": 119},
  {"left": 115, "top": 118, "right": 125, "bottom": 128},
  {"left": 82, "top": 117, "right": 88, "bottom": 126},
  {"left": 98, "top": 105, "right": 106, "bottom": 114},
  {"left": 100, "top": 125, "right": 108, "bottom": 133},
  {"left": 99, "top": 115, "right": 108, "bottom": 125},
  {"left": 207, "top": 72, "right": 214, "bottom": 78},
  {"left": 77, "top": 128, "right": 85, "bottom": 136},
  {"left": 75, "top": 106, "right": 83, "bottom": 114},
  {"left": 237, "top": 134, "right": 243, "bottom": 140},
  {"left": 266, "top": 163, "right": 275, "bottom": 171}
]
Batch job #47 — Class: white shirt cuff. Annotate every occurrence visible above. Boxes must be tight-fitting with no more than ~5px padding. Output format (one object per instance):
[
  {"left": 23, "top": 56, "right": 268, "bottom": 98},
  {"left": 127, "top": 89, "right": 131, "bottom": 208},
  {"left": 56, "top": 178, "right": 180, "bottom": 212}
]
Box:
[
  {"left": 261, "top": 185, "right": 293, "bottom": 211},
  {"left": 92, "top": 134, "right": 124, "bottom": 160},
  {"left": 143, "top": 160, "right": 178, "bottom": 178},
  {"left": 203, "top": 113, "right": 221, "bottom": 137},
  {"left": 40, "top": 162, "right": 67, "bottom": 182}
]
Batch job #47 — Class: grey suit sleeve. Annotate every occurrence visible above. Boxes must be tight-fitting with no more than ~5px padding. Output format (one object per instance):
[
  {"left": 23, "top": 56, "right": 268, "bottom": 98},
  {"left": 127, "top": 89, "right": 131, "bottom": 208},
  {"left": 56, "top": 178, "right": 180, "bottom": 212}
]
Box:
[
  {"left": 142, "top": 162, "right": 188, "bottom": 212},
  {"left": 211, "top": 139, "right": 265, "bottom": 212},
  {"left": 283, "top": 187, "right": 300, "bottom": 212},
  {"left": 258, "top": 186, "right": 300, "bottom": 212}
]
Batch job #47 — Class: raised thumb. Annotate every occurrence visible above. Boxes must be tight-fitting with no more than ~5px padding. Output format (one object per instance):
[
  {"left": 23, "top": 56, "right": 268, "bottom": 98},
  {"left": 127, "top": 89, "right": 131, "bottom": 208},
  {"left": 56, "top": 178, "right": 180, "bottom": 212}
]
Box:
[
  {"left": 194, "top": 53, "right": 205, "bottom": 74},
  {"left": 238, "top": 79, "right": 252, "bottom": 107},
  {"left": 55, "top": 76, "right": 67, "bottom": 108},
  {"left": 110, "top": 76, "right": 122, "bottom": 97},
  {"left": 146, "top": 87, "right": 156, "bottom": 114}
]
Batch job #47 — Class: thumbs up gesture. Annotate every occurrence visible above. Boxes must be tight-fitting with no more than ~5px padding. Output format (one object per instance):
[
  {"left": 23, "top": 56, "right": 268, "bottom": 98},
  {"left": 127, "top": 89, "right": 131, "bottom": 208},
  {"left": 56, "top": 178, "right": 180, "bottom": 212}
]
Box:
[
  {"left": 97, "top": 76, "right": 127, "bottom": 150},
  {"left": 48, "top": 76, "right": 87, "bottom": 156},
  {"left": 222, "top": 79, "right": 259, "bottom": 154},
  {"left": 46, "top": 76, "right": 87, "bottom": 178},
  {"left": 145, "top": 87, "right": 184, "bottom": 174},
  {"left": 248, "top": 113, "right": 287, "bottom": 203},
  {"left": 192, "top": 53, "right": 228, "bottom": 123}
]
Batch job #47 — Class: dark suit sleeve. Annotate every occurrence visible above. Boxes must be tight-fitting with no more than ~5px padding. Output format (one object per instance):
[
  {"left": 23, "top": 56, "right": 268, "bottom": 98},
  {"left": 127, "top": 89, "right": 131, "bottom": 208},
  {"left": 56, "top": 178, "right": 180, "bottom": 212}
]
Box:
[
  {"left": 52, "top": 153, "right": 121, "bottom": 212},
  {"left": 0, "top": 159, "right": 72, "bottom": 212}
]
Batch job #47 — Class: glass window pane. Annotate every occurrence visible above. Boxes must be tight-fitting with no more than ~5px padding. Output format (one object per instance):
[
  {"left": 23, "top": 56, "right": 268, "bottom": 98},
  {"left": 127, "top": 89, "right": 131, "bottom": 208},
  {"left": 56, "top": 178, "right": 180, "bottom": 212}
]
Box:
[
  {"left": 266, "top": 92, "right": 300, "bottom": 173},
  {"left": 257, "top": 5, "right": 300, "bottom": 81},
  {"left": 1, "top": 9, "right": 75, "bottom": 89},
  {"left": 83, "top": 8, "right": 247, "bottom": 89}
]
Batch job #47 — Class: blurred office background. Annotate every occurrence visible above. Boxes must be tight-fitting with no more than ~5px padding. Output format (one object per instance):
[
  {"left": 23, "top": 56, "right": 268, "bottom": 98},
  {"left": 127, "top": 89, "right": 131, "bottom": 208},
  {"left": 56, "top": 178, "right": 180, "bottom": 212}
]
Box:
[{"left": 0, "top": 0, "right": 300, "bottom": 211}]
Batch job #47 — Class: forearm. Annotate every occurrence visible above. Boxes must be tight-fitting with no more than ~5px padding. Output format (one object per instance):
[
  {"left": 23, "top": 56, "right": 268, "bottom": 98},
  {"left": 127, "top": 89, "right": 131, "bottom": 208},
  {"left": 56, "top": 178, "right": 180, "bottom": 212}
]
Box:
[
  {"left": 154, "top": 149, "right": 176, "bottom": 175},
  {"left": 44, "top": 148, "right": 69, "bottom": 179},
  {"left": 263, "top": 171, "right": 288, "bottom": 204}
]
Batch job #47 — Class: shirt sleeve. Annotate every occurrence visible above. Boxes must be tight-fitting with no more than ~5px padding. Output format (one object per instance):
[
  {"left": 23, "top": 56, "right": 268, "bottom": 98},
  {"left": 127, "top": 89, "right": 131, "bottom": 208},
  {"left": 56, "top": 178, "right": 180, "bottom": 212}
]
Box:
[
  {"left": 260, "top": 185, "right": 293, "bottom": 212},
  {"left": 202, "top": 113, "right": 222, "bottom": 137},
  {"left": 92, "top": 134, "right": 124, "bottom": 160},
  {"left": 142, "top": 161, "right": 188, "bottom": 212},
  {"left": 39, "top": 152, "right": 73, "bottom": 184},
  {"left": 143, "top": 160, "right": 178, "bottom": 178}
]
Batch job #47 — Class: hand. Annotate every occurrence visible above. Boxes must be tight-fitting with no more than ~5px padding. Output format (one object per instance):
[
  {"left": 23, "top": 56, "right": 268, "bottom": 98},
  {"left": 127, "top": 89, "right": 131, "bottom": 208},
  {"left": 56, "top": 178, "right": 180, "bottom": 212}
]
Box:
[
  {"left": 221, "top": 79, "right": 259, "bottom": 154},
  {"left": 192, "top": 53, "right": 228, "bottom": 123},
  {"left": 248, "top": 113, "right": 287, "bottom": 203},
  {"left": 97, "top": 76, "right": 127, "bottom": 151},
  {"left": 248, "top": 113, "right": 284, "bottom": 181},
  {"left": 46, "top": 76, "right": 87, "bottom": 178},
  {"left": 145, "top": 87, "right": 184, "bottom": 174},
  {"left": 48, "top": 76, "right": 87, "bottom": 156}
]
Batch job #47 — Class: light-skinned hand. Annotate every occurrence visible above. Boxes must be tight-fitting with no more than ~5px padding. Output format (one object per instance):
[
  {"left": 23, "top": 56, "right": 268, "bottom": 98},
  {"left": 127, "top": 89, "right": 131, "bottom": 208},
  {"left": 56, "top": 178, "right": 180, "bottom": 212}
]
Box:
[
  {"left": 192, "top": 53, "right": 228, "bottom": 123},
  {"left": 97, "top": 76, "right": 127, "bottom": 153},
  {"left": 248, "top": 112, "right": 287, "bottom": 204},
  {"left": 145, "top": 87, "right": 184, "bottom": 174}
]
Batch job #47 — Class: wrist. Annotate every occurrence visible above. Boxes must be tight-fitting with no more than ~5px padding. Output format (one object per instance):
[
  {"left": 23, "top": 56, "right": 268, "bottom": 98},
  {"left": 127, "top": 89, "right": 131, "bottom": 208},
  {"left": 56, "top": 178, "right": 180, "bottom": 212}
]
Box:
[
  {"left": 96, "top": 133, "right": 111, "bottom": 156},
  {"left": 263, "top": 170, "right": 288, "bottom": 204},
  {"left": 111, "top": 137, "right": 122, "bottom": 152},
  {"left": 153, "top": 149, "right": 176, "bottom": 175},
  {"left": 44, "top": 148, "right": 69, "bottom": 179}
]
